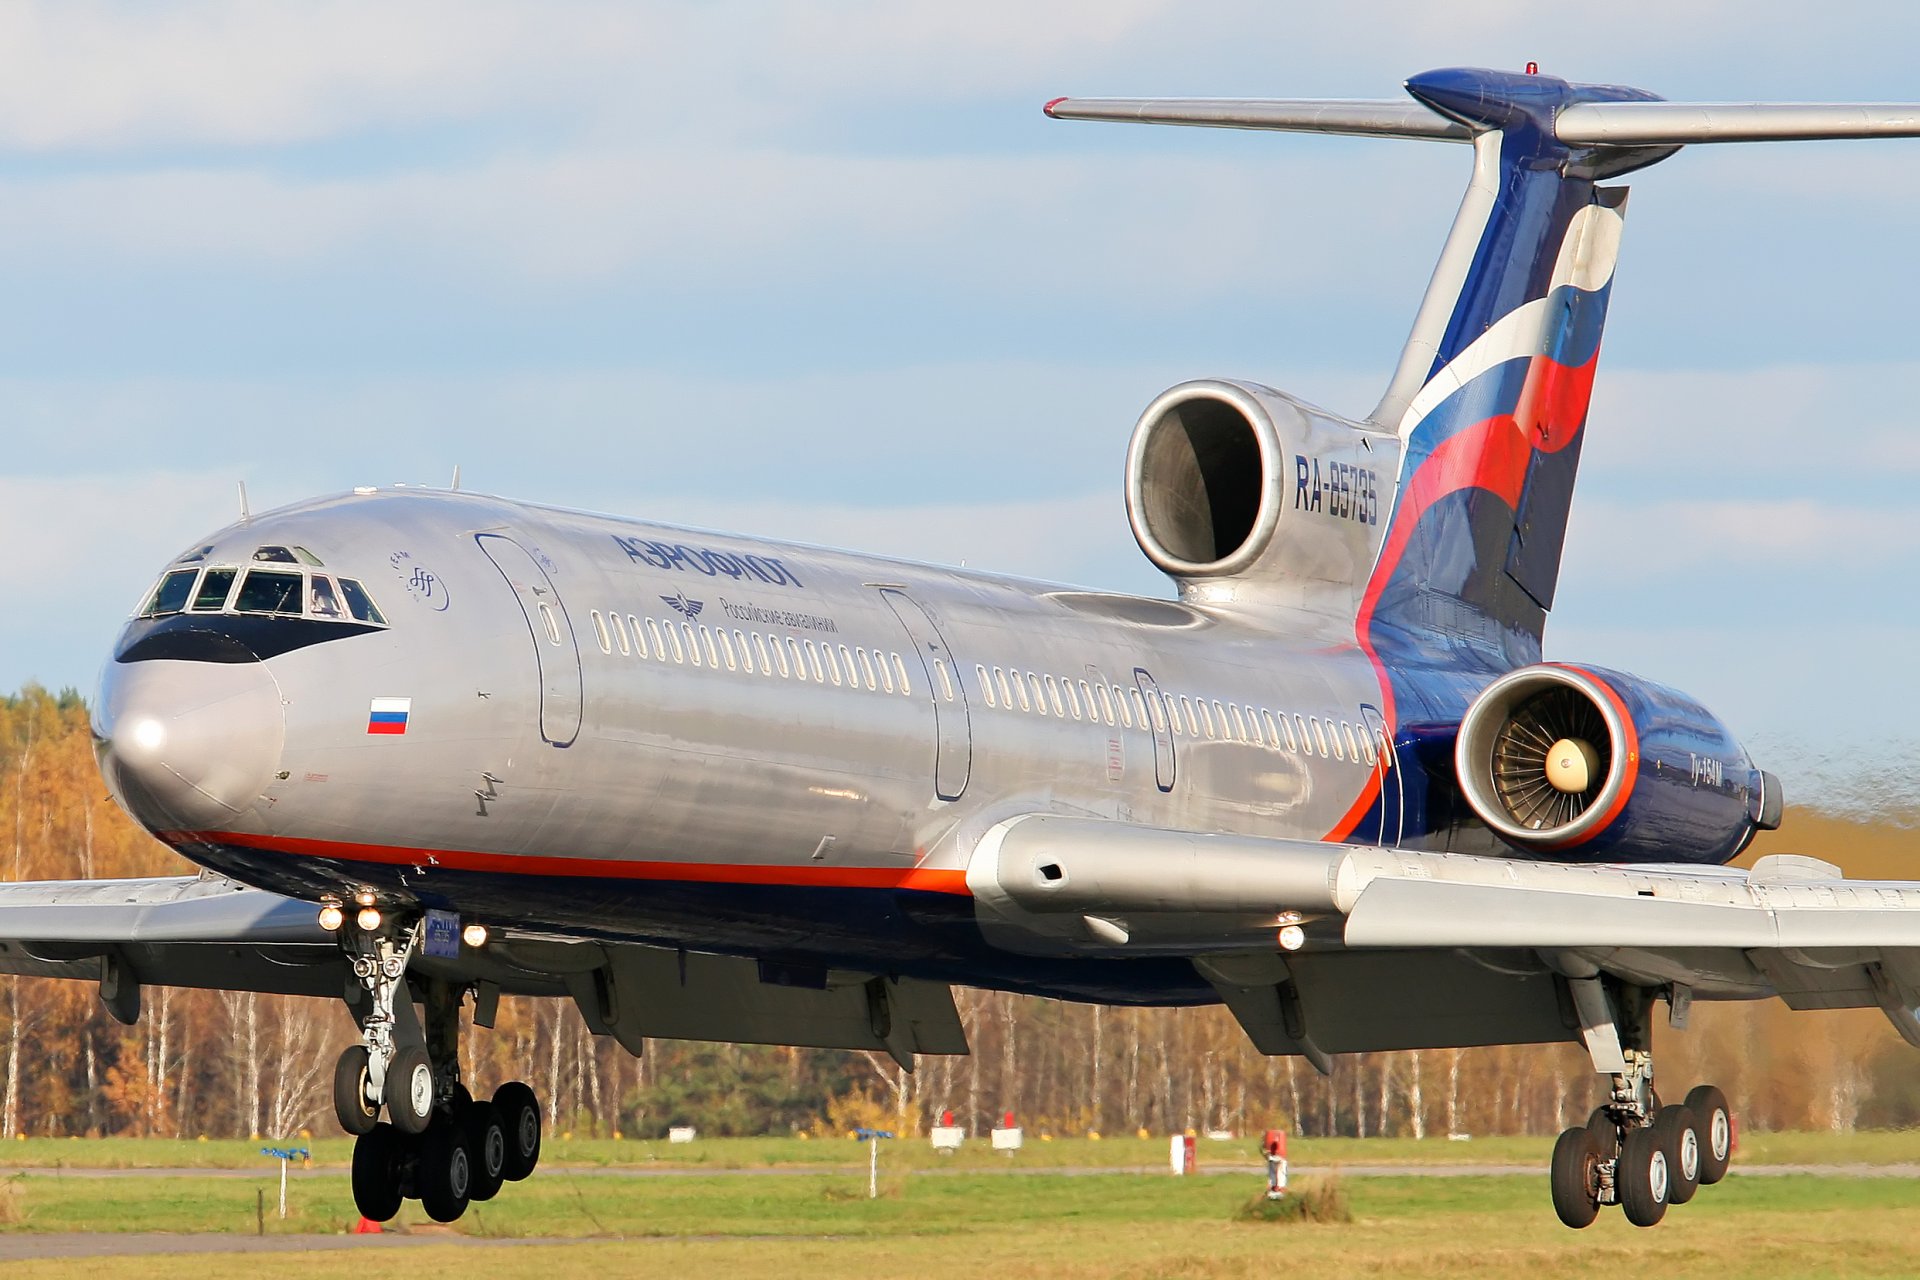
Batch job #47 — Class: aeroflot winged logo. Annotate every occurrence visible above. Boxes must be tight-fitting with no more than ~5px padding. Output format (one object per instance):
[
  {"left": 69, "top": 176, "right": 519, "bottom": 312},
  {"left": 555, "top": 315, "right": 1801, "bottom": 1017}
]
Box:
[{"left": 661, "top": 593, "right": 704, "bottom": 620}]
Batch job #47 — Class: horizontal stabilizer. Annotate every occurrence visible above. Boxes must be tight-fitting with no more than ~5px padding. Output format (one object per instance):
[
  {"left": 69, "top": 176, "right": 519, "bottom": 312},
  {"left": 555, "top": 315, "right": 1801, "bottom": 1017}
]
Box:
[
  {"left": 1048, "top": 73, "right": 1920, "bottom": 151},
  {"left": 1043, "top": 96, "right": 1468, "bottom": 141},
  {"left": 1556, "top": 101, "right": 1920, "bottom": 145}
]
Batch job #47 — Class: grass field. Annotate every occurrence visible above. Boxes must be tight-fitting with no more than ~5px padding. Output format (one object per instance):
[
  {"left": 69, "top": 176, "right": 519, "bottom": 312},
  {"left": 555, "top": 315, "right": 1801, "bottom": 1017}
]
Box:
[
  {"left": 0, "top": 1134, "right": 1912, "bottom": 1278},
  {"left": 1, "top": 1127, "right": 1915, "bottom": 1171}
]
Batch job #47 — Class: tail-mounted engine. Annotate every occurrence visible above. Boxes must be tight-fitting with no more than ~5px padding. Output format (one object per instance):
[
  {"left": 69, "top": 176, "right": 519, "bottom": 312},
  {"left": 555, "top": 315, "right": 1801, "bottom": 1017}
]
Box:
[
  {"left": 1125, "top": 380, "right": 1399, "bottom": 614},
  {"left": 1455, "top": 663, "right": 1783, "bottom": 864}
]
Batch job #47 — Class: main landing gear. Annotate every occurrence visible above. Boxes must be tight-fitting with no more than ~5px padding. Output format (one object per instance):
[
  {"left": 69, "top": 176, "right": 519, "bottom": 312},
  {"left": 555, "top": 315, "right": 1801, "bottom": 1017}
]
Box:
[
  {"left": 330, "top": 914, "right": 546, "bottom": 1224},
  {"left": 1548, "top": 978, "right": 1736, "bottom": 1229}
]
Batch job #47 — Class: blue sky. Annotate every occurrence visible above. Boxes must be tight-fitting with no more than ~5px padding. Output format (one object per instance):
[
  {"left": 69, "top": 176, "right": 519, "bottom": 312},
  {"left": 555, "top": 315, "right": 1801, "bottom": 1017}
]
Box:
[{"left": 5, "top": 1, "right": 1919, "bottom": 812}]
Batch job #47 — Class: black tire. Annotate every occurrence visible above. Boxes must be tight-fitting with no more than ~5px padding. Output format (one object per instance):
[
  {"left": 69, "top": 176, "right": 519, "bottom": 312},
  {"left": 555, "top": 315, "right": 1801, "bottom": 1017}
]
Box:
[
  {"left": 333, "top": 1045, "right": 379, "bottom": 1136},
  {"left": 1656, "top": 1104, "right": 1701, "bottom": 1205},
  {"left": 1549, "top": 1125, "right": 1604, "bottom": 1229},
  {"left": 494, "top": 1080, "right": 541, "bottom": 1181},
  {"left": 350, "top": 1122, "right": 405, "bottom": 1222},
  {"left": 417, "top": 1114, "right": 472, "bottom": 1223},
  {"left": 1685, "top": 1084, "right": 1733, "bottom": 1184},
  {"left": 466, "top": 1100, "right": 508, "bottom": 1202},
  {"left": 1585, "top": 1106, "right": 1619, "bottom": 1157},
  {"left": 387, "top": 1044, "right": 436, "bottom": 1136},
  {"left": 1618, "top": 1125, "right": 1669, "bottom": 1227}
]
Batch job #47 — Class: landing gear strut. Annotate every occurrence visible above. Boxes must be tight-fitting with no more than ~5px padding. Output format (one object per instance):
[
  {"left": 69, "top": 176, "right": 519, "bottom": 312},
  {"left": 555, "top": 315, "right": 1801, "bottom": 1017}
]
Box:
[
  {"left": 1548, "top": 977, "right": 1735, "bottom": 1229},
  {"left": 330, "top": 913, "right": 544, "bottom": 1224}
]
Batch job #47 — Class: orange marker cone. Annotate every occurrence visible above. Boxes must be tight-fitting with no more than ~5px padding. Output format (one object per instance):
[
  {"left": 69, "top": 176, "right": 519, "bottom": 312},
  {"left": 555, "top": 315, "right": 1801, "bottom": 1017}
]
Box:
[{"left": 353, "top": 1216, "right": 384, "bottom": 1234}]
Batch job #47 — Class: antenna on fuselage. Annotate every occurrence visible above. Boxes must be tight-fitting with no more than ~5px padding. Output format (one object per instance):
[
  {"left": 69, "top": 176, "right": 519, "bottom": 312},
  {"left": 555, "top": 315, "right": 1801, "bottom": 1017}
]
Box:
[
  {"left": 451, "top": 464, "right": 462, "bottom": 492},
  {"left": 237, "top": 480, "right": 251, "bottom": 522}
]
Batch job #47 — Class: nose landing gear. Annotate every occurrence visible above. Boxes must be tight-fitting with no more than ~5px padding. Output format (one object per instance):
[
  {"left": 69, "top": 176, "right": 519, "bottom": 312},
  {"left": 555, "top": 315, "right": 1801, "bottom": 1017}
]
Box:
[
  {"left": 1548, "top": 978, "right": 1736, "bottom": 1229},
  {"left": 331, "top": 914, "right": 547, "bottom": 1224}
]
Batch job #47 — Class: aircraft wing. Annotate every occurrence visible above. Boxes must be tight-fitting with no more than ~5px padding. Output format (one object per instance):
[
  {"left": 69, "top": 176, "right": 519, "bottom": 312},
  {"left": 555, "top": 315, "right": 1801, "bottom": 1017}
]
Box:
[
  {"left": 0, "top": 874, "right": 966, "bottom": 1064},
  {"left": 965, "top": 815, "right": 1920, "bottom": 1063}
]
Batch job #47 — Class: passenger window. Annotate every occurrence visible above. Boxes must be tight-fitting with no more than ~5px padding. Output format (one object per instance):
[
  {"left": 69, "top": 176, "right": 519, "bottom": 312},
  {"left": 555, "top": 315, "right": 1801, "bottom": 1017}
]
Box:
[
  {"left": 934, "top": 660, "right": 955, "bottom": 702},
  {"left": 682, "top": 624, "right": 703, "bottom": 666},
  {"left": 191, "top": 568, "right": 238, "bottom": 612},
  {"left": 1012, "top": 670, "right": 1031, "bottom": 712},
  {"left": 1343, "top": 723, "right": 1362, "bottom": 762},
  {"left": 1126, "top": 688, "right": 1146, "bottom": 729},
  {"left": 235, "top": 568, "right": 305, "bottom": 615},
  {"left": 1377, "top": 729, "right": 1393, "bottom": 769},
  {"left": 140, "top": 568, "right": 199, "bottom": 617},
  {"left": 612, "top": 614, "right": 632, "bottom": 656},
  {"left": 803, "top": 640, "right": 825, "bottom": 683},
  {"left": 840, "top": 645, "right": 862, "bottom": 688},
  {"left": 858, "top": 649, "right": 877, "bottom": 690},
  {"left": 646, "top": 619, "right": 666, "bottom": 660},
  {"left": 1029, "top": 674, "right": 1048, "bottom": 715},
  {"left": 994, "top": 667, "right": 1013, "bottom": 708},
  {"left": 734, "top": 630, "right": 753, "bottom": 674},
  {"left": 892, "top": 653, "right": 912, "bottom": 695},
  {"left": 781, "top": 636, "right": 800, "bottom": 679},
  {"left": 537, "top": 601, "right": 563, "bottom": 645},
  {"left": 667, "top": 622, "right": 686, "bottom": 664},
  {"left": 591, "top": 610, "right": 611, "bottom": 654},
  {"left": 1063, "top": 679, "right": 1082, "bottom": 720},
  {"left": 752, "top": 632, "right": 772, "bottom": 674},
  {"left": 338, "top": 578, "right": 386, "bottom": 625},
  {"left": 1313, "top": 718, "right": 1331, "bottom": 757},
  {"left": 1095, "top": 683, "right": 1115, "bottom": 726},
  {"left": 1358, "top": 725, "right": 1377, "bottom": 766},
  {"left": 823, "top": 643, "right": 843, "bottom": 686},
  {"left": 701, "top": 626, "right": 719, "bottom": 667},
  {"left": 1260, "top": 710, "right": 1279, "bottom": 748},
  {"left": 875, "top": 649, "right": 894, "bottom": 692},
  {"left": 976, "top": 665, "right": 996, "bottom": 708},
  {"left": 717, "top": 629, "right": 738, "bottom": 670}
]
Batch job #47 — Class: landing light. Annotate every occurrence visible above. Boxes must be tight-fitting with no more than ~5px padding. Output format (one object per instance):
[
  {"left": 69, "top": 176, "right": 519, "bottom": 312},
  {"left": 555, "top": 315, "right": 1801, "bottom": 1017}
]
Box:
[
  {"left": 356, "top": 906, "right": 382, "bottom": 931},
  {"left": 131, "top": 719, "right": 164, "bottom": 751},
  {"left": 1277, "top": 924, "right": 1306, "bottom": 952},
  {"left": 353, "top": 889, "right": 377, "bottom": 908},
  {"left": 317, "top": 905, "right": 344, "bottom": 931},
  {"left": 461, "top": 923, "right": 489, "bottom": 949}
]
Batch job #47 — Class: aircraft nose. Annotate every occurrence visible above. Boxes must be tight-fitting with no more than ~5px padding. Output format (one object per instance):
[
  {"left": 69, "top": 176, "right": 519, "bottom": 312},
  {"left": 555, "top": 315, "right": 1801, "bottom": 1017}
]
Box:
[{"left": 94, "top": 658, "right": 286, "bottom": 833}]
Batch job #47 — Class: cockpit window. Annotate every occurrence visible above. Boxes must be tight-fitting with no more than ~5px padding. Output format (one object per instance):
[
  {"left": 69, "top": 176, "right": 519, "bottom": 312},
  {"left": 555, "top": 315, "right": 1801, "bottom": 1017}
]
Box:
[
  {"left": 308, "top": 575, "right": 345, "bottom": 619},
  {"left": 338, "top": 578, "right": 386, "bottom": 625},
  {"left": 138, "top": 569, "right": 199, "bottom": 617},
  {"left": 251, "top": 546, "right": 299, "bottom": 564},
  {"left": 292, "top": 546, "right": 325, "bottom": 567},
  {"left": 191, "top": 568, "right": 237, "bottom": 612},
  {"left": 234, "top": 568, "right": 304, "bottom": 615}
]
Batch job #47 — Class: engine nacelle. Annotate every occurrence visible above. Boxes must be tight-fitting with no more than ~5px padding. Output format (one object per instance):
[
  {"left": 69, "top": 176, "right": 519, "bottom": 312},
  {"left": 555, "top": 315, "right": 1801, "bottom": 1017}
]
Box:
[
  {"left": 1454, "top": 663, "right": 1783, "bottom": 864},
  {"left": 1125, "top": 379, "right": 1398, "bottom": 611}
]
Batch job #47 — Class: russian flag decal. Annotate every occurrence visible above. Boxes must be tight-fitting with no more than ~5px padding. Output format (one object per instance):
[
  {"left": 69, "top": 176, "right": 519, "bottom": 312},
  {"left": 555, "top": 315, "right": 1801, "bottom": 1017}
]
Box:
[{"left": 367, "top": 697, "right": 411, "bottom": 735}]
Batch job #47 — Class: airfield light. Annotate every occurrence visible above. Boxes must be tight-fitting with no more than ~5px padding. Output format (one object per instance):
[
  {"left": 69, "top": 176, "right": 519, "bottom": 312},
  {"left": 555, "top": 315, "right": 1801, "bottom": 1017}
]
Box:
[
  {"left": 462, "top": 923, "right": 489, "bottom": 949},
  {"left": 356, "top": 906, "right": 382, "bottom": 931},
  {"left": 317, "top": 905, "right": 344, "bottom": 932},
  {"left": 1277, "top": 924, "right": 1306, "bottom": 952}
]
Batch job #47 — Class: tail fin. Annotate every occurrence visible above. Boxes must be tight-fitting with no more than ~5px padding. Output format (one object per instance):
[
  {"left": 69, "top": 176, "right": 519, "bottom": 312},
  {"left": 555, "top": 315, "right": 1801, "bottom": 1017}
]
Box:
[{"left": 1049, "top": 69, "right": 1920, "bottom": 667}]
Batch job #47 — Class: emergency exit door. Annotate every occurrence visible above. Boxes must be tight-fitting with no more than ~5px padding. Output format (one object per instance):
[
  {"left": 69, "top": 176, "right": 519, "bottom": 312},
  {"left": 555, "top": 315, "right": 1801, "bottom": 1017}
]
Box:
[{"left": 477, "top": 533, "right": 582, "bottom": 747}]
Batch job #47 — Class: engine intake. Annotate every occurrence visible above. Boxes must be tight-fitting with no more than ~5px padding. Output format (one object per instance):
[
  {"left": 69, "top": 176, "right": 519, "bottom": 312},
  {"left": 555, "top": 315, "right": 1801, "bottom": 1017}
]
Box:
[
  {"left": 1455, "top": 663, "right": 1780, "bottom": 863},
  {"left": 1124, "top": 380, "right": 1397, "bottom": 608}
]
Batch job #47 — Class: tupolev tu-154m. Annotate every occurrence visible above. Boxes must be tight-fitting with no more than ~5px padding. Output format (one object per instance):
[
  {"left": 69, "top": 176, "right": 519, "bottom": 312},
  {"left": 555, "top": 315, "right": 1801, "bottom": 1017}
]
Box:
[{"left": 17, "top": 65, "right": 1920, "bottom": 1229}]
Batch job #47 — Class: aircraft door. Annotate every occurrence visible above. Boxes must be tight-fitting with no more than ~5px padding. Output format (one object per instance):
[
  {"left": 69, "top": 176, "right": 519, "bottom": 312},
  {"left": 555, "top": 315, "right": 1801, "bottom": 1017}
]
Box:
[
  {"left": 477, "top": 533, "right": 582, "bottom": 748},
  {"left": 879, "top": 588, "right": 971, "bottom": 801},
  {"left": 1133, "top": 667, "right": 1176, "bottom": 793},
  {"left": 1360, "top": 703, "right": 1400, "bottom": 847}
]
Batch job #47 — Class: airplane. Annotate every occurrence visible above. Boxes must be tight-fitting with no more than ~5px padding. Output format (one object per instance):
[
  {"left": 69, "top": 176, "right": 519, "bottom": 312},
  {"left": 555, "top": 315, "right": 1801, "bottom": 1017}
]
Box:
[{"left": 12, "top": 64, "right": 1920, "bottom": 1231}]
